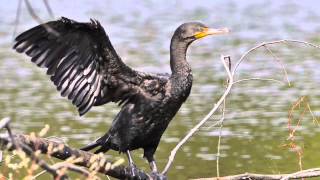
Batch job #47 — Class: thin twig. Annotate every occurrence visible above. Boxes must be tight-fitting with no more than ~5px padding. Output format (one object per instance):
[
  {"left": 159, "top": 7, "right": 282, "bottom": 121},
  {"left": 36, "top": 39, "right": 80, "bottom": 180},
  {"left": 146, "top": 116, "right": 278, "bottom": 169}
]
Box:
[
  {"left": 194, "top": 168, "right": 320, "bottom": 180},
  {"left": 0, "top": 117, "right": 11, "bottom": 164},
  {"left": 232, "top": 39, "right": 320, "bottom": 76},
  {"left": 216, "top": 99, "right": 226, "bottom": 178},
  {"left": 216, "top": 57, "right": 231, "bottom": 178},
  {"left": 5, "top": 128, "right": 19, "bottom": 149},
  {"left": 43, "top": 0, "right": 54, "bottom": 18},
  {"left": 34, "top": 162, "right": 90, "bottom": 179},
  {"left": 280, "top": 168, "right": 320, "bottom": 180},
  {"left": 0, "top": 134, "right": 148, "bottom": 179},
  {"left": 0, "top": 117, "right": 11, "bottom": 129},
  {"left": 233, "top": 78, "right": 285, "bottom": 85},
  {"left": 24, "top": 0, "right": 44, "bottom": 24},
  {"left": 162, "top": 55, "right": 234, "bottom": 175},
  {"left": 0, "top": 119, "right": 63, "bottom": 179},
  {"left": 263, "top": 45, "right": 291, "bottom": 86},
  {"left": 19, "top": 143, "right": 65, "bottom": 179},
  {"left": 12, "top": 0, "right": 22, "bottom": 39},
  {"left": 162, "top": 39, "right": 320, "bottom": 175},
  {"left": 24, "top": 0, "right": 59, "bottom": 37}
]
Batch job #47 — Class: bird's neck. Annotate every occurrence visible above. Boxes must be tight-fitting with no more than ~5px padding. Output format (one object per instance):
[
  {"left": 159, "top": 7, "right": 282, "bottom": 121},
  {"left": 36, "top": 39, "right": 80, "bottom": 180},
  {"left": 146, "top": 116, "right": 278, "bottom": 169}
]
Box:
[
  {"left": 170, "top": 38, "right": 191, "bottom": 76},
  {"left": 169, "top": 37, "right": 193, "bottom": 101}
]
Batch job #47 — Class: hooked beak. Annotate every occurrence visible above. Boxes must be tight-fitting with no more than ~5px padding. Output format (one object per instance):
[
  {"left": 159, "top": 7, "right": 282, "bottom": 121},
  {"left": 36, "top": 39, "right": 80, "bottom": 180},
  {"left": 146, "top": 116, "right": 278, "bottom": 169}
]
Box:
[{"left": 194, "top": 27, "right": 229, "bottom": 39}]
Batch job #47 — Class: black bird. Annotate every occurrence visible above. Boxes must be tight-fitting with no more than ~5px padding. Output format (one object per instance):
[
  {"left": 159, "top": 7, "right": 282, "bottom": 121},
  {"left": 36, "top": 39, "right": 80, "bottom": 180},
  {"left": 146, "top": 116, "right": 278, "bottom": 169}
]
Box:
[{"left": 13, "top": 17, "right": 228, "bottom": 174}]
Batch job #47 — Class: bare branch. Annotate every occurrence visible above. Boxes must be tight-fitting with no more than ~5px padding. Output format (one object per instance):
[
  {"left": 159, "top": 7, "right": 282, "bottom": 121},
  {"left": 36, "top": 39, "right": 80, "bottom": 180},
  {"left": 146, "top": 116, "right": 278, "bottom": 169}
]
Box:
[
  {"left": 215, "top": 57, "right": 230, "bottom": 178},
  {"left": 24, "top": 0, "right": 44, "bottom": 24},
  {"left": 263, "top": 45, "right": 291, "bottom": 86},
  {"left": 0, "top": 134, "right": 149, "bottom": 179},
  {"left": 43, "top": 0, "right": 54, "bottom": 18},
  {"left": 216, "top": 99, "right": 226, "bottom": 178},
  {"left": 12, "top": 0, "right": 22, "bottom": 39},
  {"left": 0, "top": 117, "right": 11, "bottom": 129},
  {"left": 232, "top": 39, "right": 320, "bottom": 75},
  {"left": 1, "top": 119, "right": 63, "bottom": 179},
  {"left": 162, "top": 55, "right": 234, "bottom": 175},
  {"left": 24, "top": 0, "right": 59, "bottom": 37},
  {"left": 233, "top": 78, "right": 285, "bottom": 85},
  {"left": 162, "top": 39, "right": 320, "bottom": 175},
  {"left": 34, "top": 162, "right": 90, "bottom": 179},
  {"left": 193, "top": 168, "right": 320, "bottom": 180}
]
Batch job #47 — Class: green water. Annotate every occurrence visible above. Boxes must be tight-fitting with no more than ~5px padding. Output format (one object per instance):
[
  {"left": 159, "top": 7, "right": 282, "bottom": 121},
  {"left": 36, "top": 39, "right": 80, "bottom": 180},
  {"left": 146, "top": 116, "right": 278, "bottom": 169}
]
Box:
[{"left": 1, "top": 0, "right": 320, "bottom": 179}]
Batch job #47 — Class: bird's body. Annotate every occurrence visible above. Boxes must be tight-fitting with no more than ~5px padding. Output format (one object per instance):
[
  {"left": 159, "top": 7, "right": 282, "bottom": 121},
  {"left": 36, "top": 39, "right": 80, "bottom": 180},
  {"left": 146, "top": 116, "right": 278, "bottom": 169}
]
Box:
[{"left": 13, "top": 17, "right": 228, "bottom": 175}]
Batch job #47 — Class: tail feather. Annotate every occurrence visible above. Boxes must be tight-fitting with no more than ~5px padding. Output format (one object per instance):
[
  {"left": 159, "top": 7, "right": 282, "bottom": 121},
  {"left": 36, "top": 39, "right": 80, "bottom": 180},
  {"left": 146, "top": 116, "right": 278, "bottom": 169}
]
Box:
[
  {"left": 80, "top": 141, "right": 100, "bottom": 151},
  {"left": 80, "top": 133, "right": 111, "bottom": 153}
]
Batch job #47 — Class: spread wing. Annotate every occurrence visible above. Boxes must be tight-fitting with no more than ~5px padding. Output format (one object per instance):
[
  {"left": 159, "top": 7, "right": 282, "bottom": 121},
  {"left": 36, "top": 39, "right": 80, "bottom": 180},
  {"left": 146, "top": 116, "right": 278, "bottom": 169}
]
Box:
[{"left": 13, "top": 17, "right": 168, "bottom": 115}]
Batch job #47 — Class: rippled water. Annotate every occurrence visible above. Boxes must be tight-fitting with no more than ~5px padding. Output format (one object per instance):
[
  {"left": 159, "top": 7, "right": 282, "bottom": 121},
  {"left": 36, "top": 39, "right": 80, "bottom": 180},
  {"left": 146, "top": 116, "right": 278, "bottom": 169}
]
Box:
[{"left": 1, "top": 0, "right": 320, "bottom": 179}]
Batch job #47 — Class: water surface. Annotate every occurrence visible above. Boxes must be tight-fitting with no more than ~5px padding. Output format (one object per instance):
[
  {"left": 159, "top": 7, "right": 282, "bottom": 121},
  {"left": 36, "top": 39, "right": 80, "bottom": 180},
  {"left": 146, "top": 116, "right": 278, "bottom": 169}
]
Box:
[{"left": 1, "top": 0, "right": 320, "bottom": 179}]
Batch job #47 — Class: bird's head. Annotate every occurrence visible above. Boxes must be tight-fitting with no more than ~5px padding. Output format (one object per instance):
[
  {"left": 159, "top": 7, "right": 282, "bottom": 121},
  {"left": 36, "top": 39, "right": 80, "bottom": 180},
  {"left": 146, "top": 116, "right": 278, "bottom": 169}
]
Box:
[{"left": 173, "top": 22, "right": 229, "bottom": 45}]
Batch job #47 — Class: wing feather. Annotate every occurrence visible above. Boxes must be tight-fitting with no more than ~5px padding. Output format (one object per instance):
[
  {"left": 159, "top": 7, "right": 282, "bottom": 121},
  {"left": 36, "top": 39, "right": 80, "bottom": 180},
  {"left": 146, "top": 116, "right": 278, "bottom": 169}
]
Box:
[{"left": 13, "top": 17, "right": 168, "bottom": 115}]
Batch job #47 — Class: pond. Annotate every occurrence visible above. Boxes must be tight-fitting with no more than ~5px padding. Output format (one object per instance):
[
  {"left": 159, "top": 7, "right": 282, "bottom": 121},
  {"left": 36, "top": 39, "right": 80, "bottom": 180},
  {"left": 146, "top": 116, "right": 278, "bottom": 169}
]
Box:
[{"left": 1, "top": 0, "right": 320, "bottom": 179}]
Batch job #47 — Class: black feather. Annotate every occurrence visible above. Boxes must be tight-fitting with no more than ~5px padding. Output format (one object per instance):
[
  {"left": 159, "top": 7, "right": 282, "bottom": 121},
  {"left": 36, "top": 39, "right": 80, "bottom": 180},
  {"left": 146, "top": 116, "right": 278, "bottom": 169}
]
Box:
[{"left": 13, "top": 17, "right": 152, "bottom": 116}]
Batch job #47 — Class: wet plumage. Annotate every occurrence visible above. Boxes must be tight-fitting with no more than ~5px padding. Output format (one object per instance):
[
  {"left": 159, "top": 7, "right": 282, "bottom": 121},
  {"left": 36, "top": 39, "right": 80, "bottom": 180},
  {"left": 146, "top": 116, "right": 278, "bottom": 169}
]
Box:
[{"left": 13, "top": 17, "right": 228, "bottom": 174}]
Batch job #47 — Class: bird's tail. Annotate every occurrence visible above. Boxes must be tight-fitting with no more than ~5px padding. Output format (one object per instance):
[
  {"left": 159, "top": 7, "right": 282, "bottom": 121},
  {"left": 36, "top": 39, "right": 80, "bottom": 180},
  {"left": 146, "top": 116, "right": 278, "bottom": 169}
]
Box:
[
  {"left": 80, "top": 141, "right": 100, "bottom": 151},
  {"left": 80, "top": 133, "right": 111, "bottom": 153}
]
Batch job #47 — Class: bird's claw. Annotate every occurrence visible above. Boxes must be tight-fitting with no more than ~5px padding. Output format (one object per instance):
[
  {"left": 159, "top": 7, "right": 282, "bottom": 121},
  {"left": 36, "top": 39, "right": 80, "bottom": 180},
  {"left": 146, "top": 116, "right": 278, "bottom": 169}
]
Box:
[
  {"left": 150, "top": 172, "right": 167, "bottom": 180},
  {"left": 129, "top": 164, "right": 137, "bottom": 177},
  {"left": 125, "top": 164, "right": 142, "bottom": 179}
]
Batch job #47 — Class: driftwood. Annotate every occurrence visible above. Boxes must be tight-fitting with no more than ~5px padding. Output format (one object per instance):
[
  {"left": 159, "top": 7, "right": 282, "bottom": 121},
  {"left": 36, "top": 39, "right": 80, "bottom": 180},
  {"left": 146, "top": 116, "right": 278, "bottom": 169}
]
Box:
[
  {"left": 0, "top": 133, "right": 151, "bottom": 179},
  {"left": 194, "top": 168, "right": 320, "bottom": 180}
]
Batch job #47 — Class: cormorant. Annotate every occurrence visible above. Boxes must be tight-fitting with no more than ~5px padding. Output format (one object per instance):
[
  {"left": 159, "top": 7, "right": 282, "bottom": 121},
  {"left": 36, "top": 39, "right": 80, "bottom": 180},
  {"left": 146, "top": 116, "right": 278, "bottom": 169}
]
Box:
[{"left": 13, "top": 17, "right": 228, "bottom": 175}]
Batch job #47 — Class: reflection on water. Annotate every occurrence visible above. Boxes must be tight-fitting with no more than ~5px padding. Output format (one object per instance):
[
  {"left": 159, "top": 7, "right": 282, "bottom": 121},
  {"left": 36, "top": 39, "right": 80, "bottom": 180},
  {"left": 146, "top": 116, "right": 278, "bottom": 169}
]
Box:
[{"left": 1, "top": 0, "right": 320, "bottom": 179}]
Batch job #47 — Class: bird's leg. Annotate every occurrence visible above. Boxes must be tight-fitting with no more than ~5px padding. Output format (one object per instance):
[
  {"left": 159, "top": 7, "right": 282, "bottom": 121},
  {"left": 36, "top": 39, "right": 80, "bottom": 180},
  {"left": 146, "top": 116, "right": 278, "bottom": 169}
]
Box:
[
  {"left": 126, "top": 150, "right": 134, "bottom": 166},
  {"left": 148, "top": 158, "right": 167, "bottom": 180},
  {"left": 149, "top": 160, "right": 158, "bottom": 173},
  {"left": 126, "top": 150, "right": 137, "bottom": 176},
  {"left": 144, "top": 148, "right": 158, "bottom": 173},
  {"left": 144, "top": 149, "right": 167, "bottom": 179},
  {"left": 144, "top": 147, "right": 159, "bottom": 173}
]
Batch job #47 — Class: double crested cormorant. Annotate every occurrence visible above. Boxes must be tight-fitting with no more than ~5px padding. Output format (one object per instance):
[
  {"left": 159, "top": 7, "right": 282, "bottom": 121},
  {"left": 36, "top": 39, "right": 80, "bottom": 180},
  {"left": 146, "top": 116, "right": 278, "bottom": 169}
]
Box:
[{"left": 13, "top": 17, "right": 228, "bottom": 175}]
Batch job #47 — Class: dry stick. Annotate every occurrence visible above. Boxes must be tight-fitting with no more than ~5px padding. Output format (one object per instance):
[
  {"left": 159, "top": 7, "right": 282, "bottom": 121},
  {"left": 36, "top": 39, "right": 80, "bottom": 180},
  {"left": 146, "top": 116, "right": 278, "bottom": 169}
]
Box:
[
  {"left": 0, "top": 134, "right": 149, "bottom": 179},
  {"left": 263, "top": 45, "right": 291, "bottom": 86},
  {"left": 216, "top": 99, "right": 226, "bottom": 178},
  {"left": 55, "top": 163, "right": 89, "bottom": 177},
  {"left": 233, "top": 78, "right": 285, "bottom": 85},
  {"left": 0, "top": 118, "right": 63, "bottom": 179},
  {"left": 161, "top": 55, "right": 234, "bottom": 175},
  {"left": 24, "top": 0, "right": 44, "bottom": 23},
  {"left": 4, "top": 119, "right": 20, "bottom": 150},
  {"left": 19, "top": 143, "right": 65, "bottom": 179},
  {"left": 194, "top": 168, "right": 320, "bottom": 180},
  {"left": 12, "top": 0, "right": 22, "bottom": 39},
  {"left": 162, "top": 39, "right": 320, "bottom": 175},
  {"left": 232, "top": 39, "right": 320, "bottom": 75},
  {"left": 216, "top": 56, "right": 231, "bottom": 178},
  {"left": 0, "top": 117, "right": 11, "bottom": 163},
  {"left": 0, "top": 117, "right": 11, "bottom": 129},
  {"left": 43, "top": 0, "right": 54, "bottom": 18},
  {"left": 206, "top": 57, "right": 231, "bottom": 130},
  {"left": 34, "top": 162, "right": 90, "bottom": 179},
  {"left": 280, "top": 168, "right": 320, "bottom": 180},
  {"left": 24, "top": 0, "right": 59, "bottom": 37}
]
